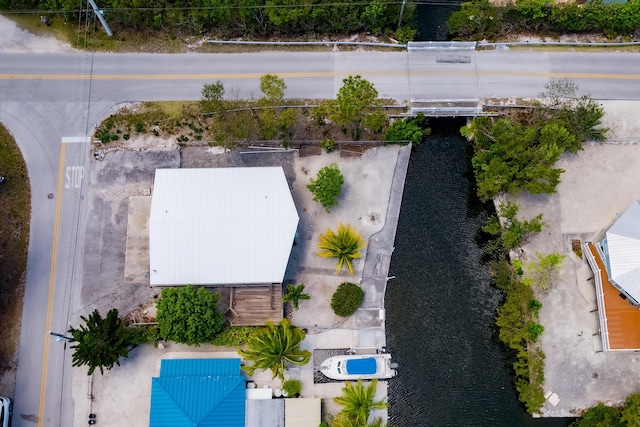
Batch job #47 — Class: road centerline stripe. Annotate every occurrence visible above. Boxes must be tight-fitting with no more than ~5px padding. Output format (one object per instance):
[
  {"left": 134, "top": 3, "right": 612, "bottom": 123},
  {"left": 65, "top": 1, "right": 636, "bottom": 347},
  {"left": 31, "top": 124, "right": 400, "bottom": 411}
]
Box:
[{"left": 38, "top": 142, "right": 67, "bottom": 427}]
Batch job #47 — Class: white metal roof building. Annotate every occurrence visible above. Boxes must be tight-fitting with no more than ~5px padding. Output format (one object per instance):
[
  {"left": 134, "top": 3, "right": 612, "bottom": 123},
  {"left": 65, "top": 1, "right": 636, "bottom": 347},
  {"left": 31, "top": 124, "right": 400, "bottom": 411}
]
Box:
[
  {"left": 149, "top": 167, "right": 299, "bottom": 286},
  {"left": 601, "top": 200, "right": 640, "bottom": 305}
]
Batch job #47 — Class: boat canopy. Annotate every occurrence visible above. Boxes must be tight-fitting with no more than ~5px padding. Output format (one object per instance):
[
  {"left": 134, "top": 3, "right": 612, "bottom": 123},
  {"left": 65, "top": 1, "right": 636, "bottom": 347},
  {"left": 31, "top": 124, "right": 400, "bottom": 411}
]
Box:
[{"left": 346, "top": 358, "right": 377, "bottom": 375}]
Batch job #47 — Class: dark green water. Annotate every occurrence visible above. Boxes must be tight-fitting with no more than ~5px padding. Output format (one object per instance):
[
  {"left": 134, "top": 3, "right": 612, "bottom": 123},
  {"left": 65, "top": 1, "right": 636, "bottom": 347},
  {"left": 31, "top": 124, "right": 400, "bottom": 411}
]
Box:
[
  {"left": 385, "top": 121, "right": 573, "bottom": 427},
  {"left": 415, "top": 4, "right": 461, "bottom": 41}
]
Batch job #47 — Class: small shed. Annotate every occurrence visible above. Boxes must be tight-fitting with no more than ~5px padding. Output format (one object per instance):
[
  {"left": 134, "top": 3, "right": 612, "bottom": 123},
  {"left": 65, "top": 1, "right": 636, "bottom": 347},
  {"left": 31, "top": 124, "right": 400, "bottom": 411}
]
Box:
[
  {"left": 149, "top": 167, "right": 299, "bottom": 286},
  {"left": 601, "top": 200, "right": 640, "bottom": 305},
  {"left": 149, "top": 358, "right": 246, "bottom": 427}
]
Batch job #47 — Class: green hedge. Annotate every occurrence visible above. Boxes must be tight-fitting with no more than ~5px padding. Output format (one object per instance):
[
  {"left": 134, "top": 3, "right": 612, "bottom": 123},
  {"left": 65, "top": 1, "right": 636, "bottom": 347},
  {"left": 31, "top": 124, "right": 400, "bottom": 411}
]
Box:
[
  {"left": 448, "top": 0, "right": 640, "bottom": 40},
  {"left": 494, "top": 259, "right": 546, "bottom": 413},
  {"left": 9, "top": 0, "right": 415, "bottom": 39}
]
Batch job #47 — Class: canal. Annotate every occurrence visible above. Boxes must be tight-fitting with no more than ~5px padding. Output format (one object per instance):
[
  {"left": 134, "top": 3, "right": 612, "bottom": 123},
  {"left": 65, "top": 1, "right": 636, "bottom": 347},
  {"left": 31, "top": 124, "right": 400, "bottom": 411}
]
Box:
[{"left": 384, "top": 119, "right": 572, "bottom": 426}]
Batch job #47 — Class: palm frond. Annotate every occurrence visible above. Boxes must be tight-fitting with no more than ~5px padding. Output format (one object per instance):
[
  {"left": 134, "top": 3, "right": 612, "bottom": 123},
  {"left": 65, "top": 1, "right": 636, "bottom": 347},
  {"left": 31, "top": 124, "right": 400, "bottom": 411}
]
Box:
[
  {"left": 334, "top": 379, "right": 389, "bottom": 425},
  {"left": 238, "top": 319, "right": 311, "bottom": 380},
  {"left": 316, "top": 223, "right": 366, "bottom": 275}
]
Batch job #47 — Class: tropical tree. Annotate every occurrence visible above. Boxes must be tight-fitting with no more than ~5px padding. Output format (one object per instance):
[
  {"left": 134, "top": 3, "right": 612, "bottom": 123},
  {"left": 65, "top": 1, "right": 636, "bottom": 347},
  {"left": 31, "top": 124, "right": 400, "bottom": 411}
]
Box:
[
  {"left": 200, "top": 81, "right": 226, "bottom": 116},
  {"left": 482, "top": 201, "right": 545, "bottom": 254},
  {"left": 238, "top": 319, "right": 311, "bottom": 380},
  {"left": 282, "top": 283, "right": 310, "bottom": 310},
  {"left": 68, "top": 308, "right": 139, "bottom": 375},
  {"left": 525, "top": 252, "right": 565, "bottom": 292},
  {"left": 257, "top": 74, "right": 297, "bottom": 140},
  {"left": 314, "top": 75, "right": 383, "bottom": 140},
  {"left": 317, "top": 223, "right": 366, "bottom": 275},
  {"left": 156, "top": 285, "right": 225, "bottom": 345},
  {"left": 462, "top": 116, "right": 574, "bottom": 201},
  {"left": 307, "top": 163, "right": 344, "bottom": 213},
  {"left": 258, "top": 73, "right": 286, "bottom": 106},
  {"left": 334, "top": 379, "right": 389, "bottom": 426}
]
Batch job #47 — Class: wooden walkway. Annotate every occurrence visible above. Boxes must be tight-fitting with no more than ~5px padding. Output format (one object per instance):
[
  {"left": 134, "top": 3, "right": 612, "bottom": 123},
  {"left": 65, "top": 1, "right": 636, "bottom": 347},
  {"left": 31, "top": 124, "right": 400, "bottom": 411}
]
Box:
[
  {"left": 586, "top": 243, "right": 640, "bottom": 350},
  {"left": 225, "top": 285, "right": 283, "bottom": 326}
]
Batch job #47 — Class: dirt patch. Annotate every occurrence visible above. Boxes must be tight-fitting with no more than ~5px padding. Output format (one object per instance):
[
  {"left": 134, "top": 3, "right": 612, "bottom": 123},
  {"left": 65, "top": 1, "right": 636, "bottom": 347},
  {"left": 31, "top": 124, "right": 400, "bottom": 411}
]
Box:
[{"left": 123, "top": 298, "right": 158, "bottom": 326}]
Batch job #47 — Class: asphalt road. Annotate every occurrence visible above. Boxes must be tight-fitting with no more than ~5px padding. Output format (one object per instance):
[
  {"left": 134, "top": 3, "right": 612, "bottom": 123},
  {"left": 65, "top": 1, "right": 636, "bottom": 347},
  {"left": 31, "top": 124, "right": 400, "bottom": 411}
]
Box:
[{"left": 1, "top": 47, "right": 640, "bottom": 427}]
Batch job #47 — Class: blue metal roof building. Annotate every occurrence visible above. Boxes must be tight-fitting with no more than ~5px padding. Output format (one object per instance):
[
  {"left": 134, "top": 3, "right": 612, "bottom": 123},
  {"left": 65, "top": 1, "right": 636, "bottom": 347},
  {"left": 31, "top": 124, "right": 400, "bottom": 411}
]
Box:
[{"left": 150, "top": 358, "right": 246, "bottom": 427}]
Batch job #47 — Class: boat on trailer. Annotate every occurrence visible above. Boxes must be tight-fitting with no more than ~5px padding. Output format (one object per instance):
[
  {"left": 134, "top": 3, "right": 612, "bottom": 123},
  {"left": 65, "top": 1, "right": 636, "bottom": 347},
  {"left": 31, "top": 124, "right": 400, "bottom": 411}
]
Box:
[{"left": 319, "top": 353, "right": 397, "bottom": 380}]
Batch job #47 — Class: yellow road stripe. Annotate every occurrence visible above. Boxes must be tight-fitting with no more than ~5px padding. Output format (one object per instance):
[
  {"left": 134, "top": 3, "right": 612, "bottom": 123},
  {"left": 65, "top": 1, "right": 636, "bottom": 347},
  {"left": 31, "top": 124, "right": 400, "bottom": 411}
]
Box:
[
  {"left": 0, "top": 70, "right": 639, "bottom": 80},
  {"left": 38, "top": 142, "right": 67, "bottom": 427}
]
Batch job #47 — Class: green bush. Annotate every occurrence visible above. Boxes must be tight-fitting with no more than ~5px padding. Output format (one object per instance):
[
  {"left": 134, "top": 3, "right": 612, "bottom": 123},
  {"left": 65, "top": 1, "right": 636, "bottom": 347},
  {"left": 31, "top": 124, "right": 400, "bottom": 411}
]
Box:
[
  {"left": 384, "top": 114, "right": 430, "bottom": 146},
  {"left": 211, "top": 326, "right": 256, "bottom": 346},
  {"left": 320, "top": 138, "right": 336, "bottom": 153},
  {"left": 307, "top": 163, "right": 344, "bottom": 213},
  {"left": 571, "top": 403, "right": 623, "bottom": 427},
  {"left": 527, "top": 322, "right": 544, "bottom": 342},
  {"left": 131, "top": 324, "right": 162, "bottom": 345},
  {"left": 493, "top": 259, "right": 546, "bottom": 413},
  {"left": 529, "top": 298, "right": 543, "bottom": 313},
  {"left": 331, "top": 282, "right": 364, "bottom": 317},
  {"left": 483, "top": 201, "right": 545, "bottom": 253},
  {"left": 156, "top": 285, "right": 225, "bottom": 345},
  {"left": 282, "top": 379, "right": 302, "bottom": 397},
  {"left": 396, "top": 25, "right": 417, "bottom": 44}
]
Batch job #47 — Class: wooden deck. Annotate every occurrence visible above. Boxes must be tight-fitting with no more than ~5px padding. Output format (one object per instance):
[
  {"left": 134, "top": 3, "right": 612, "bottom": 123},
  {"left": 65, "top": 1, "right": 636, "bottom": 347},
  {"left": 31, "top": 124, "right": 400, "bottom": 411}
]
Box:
[
  {"left": 587, "top": 243, "right": 640, "bottom": 350},
  {"left": 225, "top": 285, "right": 283, "bottom": 326}
]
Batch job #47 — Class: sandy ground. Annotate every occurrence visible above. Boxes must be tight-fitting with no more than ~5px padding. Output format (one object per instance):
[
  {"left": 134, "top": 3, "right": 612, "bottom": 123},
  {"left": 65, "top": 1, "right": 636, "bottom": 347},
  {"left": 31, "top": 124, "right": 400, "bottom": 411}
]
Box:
[
  {"left": 513, "top": 100, "right": 640, "bottom": 417},
  {"left": 71, "top": 144, "right": 402, "bottom": 426},
  {"left": 0, "top": 14, "right": 74, "bottom": 53}
]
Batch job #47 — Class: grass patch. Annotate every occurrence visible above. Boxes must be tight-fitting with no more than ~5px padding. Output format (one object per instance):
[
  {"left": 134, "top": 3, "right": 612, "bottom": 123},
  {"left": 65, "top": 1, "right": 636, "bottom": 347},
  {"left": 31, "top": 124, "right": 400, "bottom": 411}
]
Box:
[{"left": 0, "top": 123, "right": 31, "bottom": 394}]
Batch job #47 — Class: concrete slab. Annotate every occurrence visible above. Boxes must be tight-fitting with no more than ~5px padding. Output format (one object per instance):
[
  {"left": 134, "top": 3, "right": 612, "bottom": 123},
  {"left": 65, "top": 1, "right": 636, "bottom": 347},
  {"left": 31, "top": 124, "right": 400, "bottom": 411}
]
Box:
[
  {"left": 124, "top": 196, "right": 151, "bottom": 284},
  {"left": 512, "top": 103, "right": 640, "bottom": 417},
  {"left": 72, "top": 144, "right": 407, "bottom": 427}
]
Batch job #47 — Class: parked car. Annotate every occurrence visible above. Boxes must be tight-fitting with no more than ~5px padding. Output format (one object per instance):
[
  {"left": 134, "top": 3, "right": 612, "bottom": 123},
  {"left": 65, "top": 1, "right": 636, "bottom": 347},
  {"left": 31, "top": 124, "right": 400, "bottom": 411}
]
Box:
[{"left": 0, "top": 397, "right": 12, "bottom": 427}]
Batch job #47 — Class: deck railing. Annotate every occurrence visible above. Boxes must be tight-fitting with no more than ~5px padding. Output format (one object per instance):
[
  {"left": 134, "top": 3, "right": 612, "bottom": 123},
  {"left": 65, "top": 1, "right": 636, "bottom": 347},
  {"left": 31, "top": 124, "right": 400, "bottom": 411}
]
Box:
[{"left": 583, "top": 242, "right": 610, "bottom": 351}]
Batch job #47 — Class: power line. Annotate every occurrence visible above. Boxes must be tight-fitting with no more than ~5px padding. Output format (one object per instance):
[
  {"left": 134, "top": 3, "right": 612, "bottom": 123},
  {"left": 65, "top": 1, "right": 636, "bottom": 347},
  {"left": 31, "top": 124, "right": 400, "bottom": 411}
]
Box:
[{"left": 0, "top": 1, "right": 442, "bottom": 15}]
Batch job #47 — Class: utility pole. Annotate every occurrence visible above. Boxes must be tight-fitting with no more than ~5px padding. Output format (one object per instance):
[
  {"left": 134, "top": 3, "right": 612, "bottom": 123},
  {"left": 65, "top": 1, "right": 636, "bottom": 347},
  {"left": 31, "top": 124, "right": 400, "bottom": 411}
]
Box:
[
  {"left": 398, "top": 0, "right": 407, "bottom": 28},
  {"left": 87, "top": 0, "right": 113, "bottom": 36}
]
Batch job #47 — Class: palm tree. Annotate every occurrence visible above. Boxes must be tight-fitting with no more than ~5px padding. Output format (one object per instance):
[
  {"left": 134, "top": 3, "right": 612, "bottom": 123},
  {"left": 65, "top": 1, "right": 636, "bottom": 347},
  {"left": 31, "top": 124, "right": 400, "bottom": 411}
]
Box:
[
  {"left": 330, "top": 414, "right": 387, "bottom": 427},
  {"left": 334, "top": 379, "right": 389, "bottom": 426},
  {"left": 68, "top": 308, "right": 139, "bottom": 375},
  {"left": 317, "top": 223, "right": 366, "bottom": 275},
  {"left": 238, "top": 319, "right": 311, "bottom": 380},
  {"left": 282, "top": 283, "right": 311, "bottom": 310}
]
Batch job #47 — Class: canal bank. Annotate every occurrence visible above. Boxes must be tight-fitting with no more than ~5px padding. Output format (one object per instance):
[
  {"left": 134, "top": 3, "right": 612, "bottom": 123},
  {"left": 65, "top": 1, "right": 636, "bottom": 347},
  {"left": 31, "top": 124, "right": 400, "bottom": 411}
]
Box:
[{"left": 384, "top": 118, "right": 571, "bottom": 426}]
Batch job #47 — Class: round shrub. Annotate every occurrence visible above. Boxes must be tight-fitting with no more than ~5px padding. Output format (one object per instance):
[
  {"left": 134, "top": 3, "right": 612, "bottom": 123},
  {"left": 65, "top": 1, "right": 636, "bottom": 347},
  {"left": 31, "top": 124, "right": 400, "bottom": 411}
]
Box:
[
  {"left": 331, "top": 282, "right": 364, "bottom": 317},
  {"left": 282, "top": 379, "right": 302, "bottom": 397}
]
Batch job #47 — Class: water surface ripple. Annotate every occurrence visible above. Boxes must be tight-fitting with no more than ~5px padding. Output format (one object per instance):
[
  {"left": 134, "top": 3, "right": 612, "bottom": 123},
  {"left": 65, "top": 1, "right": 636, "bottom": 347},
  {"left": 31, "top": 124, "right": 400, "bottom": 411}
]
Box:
[{"left": 385, "top": 132, "right": 571, "bottom": 427}]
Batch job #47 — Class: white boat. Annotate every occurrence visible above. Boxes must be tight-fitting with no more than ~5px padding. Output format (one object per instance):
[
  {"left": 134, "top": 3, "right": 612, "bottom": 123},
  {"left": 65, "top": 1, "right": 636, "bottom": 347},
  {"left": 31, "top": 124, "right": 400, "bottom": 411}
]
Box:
[{"left": 319, "top": 354, "right": 397, "bottom": 380}]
